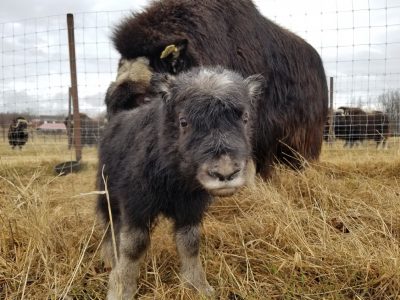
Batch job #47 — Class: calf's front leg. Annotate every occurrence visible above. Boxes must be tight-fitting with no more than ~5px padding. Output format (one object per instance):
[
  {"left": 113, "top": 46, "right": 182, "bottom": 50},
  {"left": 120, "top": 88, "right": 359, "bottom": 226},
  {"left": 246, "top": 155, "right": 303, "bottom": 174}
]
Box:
[
  {"left": 175, "top": 225, "right": 215, "bottom": 297},
  {"left": 107, "top": 226, "right": 149, "bottom": 300}
]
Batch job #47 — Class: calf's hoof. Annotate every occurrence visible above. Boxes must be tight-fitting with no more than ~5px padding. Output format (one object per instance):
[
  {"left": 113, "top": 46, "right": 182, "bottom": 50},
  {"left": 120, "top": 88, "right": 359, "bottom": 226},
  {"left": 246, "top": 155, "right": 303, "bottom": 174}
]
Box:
[
  {"left": 106, "top": 275, "right": 137, "bottom": 300},
  {"left": 107, "top": 287, "right": 137, "bottom": 300},
  {"left": 182, "top": 275, "right": 215, "bottom": 298},
  {"left": 200, "top": 283, "right": 216, "bottom": 298}
]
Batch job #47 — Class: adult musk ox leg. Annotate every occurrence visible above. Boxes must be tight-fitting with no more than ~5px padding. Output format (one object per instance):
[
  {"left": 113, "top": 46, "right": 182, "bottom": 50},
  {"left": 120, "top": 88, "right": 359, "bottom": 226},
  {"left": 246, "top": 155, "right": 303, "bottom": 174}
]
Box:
[
  {"left": 382, "top": 139, "right": 388, "bottom": 150},
  {"left": 107, "top": 226, "right": 150, "bottom": 300},
  {"left": 175, "top": 225, "right": 215, "bottom": 297}
]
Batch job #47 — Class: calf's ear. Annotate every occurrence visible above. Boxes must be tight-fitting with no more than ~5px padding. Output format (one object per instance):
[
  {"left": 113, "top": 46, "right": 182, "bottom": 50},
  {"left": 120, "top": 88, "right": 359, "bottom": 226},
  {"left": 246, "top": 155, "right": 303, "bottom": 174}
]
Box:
[
  {"left": 150, "top": 73, "right": 175, "bottom": 102},
  {"left": 244, "top": 74, "right": 264, "bottom": 100}
]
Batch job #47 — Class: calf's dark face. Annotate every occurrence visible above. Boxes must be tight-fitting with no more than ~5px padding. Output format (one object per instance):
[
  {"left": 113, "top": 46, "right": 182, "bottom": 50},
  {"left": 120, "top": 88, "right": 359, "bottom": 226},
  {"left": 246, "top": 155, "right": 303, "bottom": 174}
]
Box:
[
  {"left": 178, "top": 101, "right": 251, "bottom": 196},
  {"left": 156, "top": 70, "right": 261, "bottom": 196}
]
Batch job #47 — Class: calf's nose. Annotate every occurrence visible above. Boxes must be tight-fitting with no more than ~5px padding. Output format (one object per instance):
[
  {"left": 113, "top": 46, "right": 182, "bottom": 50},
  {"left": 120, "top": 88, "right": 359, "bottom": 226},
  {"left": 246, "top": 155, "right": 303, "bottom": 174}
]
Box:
[
  {"left": 208, "top": 168, "right": 242, "bottom": 181},
  {"left": 207, "top": 155, "right": 243, "bottom": 182}
]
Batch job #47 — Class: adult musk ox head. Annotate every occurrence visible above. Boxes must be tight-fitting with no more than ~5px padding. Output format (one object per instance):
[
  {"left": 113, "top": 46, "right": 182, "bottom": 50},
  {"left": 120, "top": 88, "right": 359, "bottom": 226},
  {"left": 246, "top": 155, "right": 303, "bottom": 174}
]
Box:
[
  {"left": 105, "top": 57, "right": 154, "bottom": 119},
  {"left": 155, "top": 67, "right": 262, "bottom": 196}
]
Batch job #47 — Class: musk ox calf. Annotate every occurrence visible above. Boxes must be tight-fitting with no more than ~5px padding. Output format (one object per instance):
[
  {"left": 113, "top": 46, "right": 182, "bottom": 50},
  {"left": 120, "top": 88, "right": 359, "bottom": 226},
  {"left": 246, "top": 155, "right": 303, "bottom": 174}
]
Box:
[
  {"left": 8, "top": 117, "right": 29, "bottom": 149},
  {"left": 97, "top": 67, "right": 261, "bottom": 298},
  {"left": 110, "top": 0, "right": 328, "bottom": 177}
]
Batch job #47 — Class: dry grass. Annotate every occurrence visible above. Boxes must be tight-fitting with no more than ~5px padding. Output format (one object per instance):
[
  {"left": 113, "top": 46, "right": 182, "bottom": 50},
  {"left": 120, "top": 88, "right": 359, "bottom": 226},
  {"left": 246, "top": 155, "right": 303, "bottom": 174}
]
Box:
[{"left": 1, "top": 139, "right": 400, "bottom": 299}]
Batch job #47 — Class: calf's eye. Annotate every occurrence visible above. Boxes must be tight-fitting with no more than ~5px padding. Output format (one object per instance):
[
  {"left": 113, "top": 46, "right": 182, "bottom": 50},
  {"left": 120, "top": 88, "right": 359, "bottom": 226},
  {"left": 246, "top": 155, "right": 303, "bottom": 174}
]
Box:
[{"left": 179, "top": 117, "right": 188, "bottom": 128}]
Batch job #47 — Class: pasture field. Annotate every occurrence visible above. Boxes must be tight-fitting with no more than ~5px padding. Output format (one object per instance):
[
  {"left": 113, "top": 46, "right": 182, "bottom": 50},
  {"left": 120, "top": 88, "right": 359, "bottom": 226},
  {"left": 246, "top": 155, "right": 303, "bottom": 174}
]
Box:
[{"left": 1, "top": 139, "right": 400, "bottom": 299}]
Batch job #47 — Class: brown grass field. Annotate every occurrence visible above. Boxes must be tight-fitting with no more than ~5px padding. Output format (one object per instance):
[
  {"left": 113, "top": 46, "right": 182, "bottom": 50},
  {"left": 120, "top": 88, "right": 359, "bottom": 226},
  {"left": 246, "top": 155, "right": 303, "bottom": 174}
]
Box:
[{"left": 1, "top": 137, "right": 400, "bottom": 299}]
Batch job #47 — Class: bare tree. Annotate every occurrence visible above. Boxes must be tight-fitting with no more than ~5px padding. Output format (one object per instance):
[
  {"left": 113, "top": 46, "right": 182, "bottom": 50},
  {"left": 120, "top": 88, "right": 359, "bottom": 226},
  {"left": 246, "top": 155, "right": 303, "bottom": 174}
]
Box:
[{"left": 378, "top": 90, "right": 400, "bottom": 135}]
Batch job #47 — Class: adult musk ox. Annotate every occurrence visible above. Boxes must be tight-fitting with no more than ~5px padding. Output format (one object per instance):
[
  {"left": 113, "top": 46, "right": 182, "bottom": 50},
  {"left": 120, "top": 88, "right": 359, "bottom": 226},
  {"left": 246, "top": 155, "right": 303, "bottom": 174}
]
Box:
[
  {"left": 110, "top": 0, "right": 328, "bottom": 177},
  {"left": 8, "top": 117, "right": 29, "bottom": 149},
  {"left": 332, "top": 107, "right": 390, "bottom": 148},
  {"left": 64, "top": 113, "right": 101, "bottom": 148},
  {"left": 97, "top": 67, "right": 261, "bottom": 298}
]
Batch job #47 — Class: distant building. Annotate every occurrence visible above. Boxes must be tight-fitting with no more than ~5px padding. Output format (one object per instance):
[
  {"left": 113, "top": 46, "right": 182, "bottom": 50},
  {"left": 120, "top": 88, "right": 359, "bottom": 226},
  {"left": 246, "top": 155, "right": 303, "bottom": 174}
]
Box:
[{"left": 37, "top": 122, "right": 66, "bottom": 133}]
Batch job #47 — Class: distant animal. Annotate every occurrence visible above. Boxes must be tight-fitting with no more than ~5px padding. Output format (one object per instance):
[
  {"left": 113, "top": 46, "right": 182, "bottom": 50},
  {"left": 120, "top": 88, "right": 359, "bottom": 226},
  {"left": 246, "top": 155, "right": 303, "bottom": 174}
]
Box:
[
  {"left": 97, "top": 67, "right": 261, "bottom": 298},
  {"left": 109, "top": 0, "right": 328, "bottom": 177},
  {"left": 337, "top": 106, "right": 366, "bottom": 116},
  {"left": 8, "top": 117, "right": 29, "bottom": 149},
  {"left": 105, "top": 57, "right": 153, "bottom": 120},
  {"left": 332, "top": 107, "right": 390, "bottom": 148},
  {"left": 64, "top": 113, "right": 101, "bottom": 148}
]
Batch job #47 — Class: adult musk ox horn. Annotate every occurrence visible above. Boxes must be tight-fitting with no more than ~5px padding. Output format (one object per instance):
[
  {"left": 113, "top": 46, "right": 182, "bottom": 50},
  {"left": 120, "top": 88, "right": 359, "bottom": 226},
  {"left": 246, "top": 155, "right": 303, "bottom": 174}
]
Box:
[{"left": 14, "top": 119, "right": 27, "bottom": 128}]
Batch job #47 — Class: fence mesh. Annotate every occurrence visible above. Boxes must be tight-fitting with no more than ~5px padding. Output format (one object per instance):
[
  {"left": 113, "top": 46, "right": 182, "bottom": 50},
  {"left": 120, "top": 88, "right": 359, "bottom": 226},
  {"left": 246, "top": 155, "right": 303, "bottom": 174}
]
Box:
[{"left": 1, "top": 1, "right": 400, "bottom": 159}]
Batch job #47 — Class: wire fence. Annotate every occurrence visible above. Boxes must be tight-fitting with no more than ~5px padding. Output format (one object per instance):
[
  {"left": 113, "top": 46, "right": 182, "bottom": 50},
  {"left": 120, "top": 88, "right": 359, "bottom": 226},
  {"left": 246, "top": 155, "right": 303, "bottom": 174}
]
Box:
[{"left": 1, "top": 1, "right": 400, "bottom": 160}]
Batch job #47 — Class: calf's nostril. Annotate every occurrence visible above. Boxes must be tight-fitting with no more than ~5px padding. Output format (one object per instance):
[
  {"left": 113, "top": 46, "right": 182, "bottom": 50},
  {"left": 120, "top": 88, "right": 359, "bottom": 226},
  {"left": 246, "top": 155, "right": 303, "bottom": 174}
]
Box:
[
  {"left": 208, "top": 171, "right": 226, "bottom": 181},
  {"left": 208, "top": 169, "right": 241, "bottom": 181},
  {"left": 227, "top": 168, "right": 241, "bottom": 181}
]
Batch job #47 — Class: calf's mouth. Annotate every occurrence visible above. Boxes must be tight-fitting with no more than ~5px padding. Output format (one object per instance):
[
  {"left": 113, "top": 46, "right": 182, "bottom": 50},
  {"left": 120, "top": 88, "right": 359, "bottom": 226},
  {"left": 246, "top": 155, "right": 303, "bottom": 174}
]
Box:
[{"left": 196, "top": 155, "right": 253, "bottom": 197}]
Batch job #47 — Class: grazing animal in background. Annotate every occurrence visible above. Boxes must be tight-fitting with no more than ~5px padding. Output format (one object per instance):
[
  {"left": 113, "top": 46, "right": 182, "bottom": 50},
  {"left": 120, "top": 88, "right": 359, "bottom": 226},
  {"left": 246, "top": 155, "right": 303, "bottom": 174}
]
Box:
[
  {"left": 332, "top": 107, "right": 390, "bottom": 148},
  {"left": 64, "top": 113, "right": 101, "bottom": 148},
  {"left": 109, "top": 0, "right": 328, "bottom": 178},
  {"left": 97, "top": 67, "right": 261, "bottom": 298},
  {"left": 105, "top": 57, "right": 153, "bottom": 120},
  {"left": 337, "top": 106, "right": 366, "bottom": 116},
  {"left": 8, "top": 117, "right": 29, "bottom": 149}
]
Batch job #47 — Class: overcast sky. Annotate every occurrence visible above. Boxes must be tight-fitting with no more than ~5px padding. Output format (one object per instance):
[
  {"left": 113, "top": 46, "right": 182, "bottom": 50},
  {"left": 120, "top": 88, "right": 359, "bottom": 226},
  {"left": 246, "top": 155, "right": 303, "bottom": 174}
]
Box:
[{"left": 1, "top": 0, "right": 400, "bottom": 117}]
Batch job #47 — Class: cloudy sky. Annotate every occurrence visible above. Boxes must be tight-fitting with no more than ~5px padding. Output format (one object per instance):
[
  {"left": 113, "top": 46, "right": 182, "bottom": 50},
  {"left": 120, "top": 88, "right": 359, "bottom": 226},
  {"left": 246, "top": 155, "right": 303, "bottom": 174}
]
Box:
[{"left": 1, "top": 0, "right": 400, "bottom": 117}]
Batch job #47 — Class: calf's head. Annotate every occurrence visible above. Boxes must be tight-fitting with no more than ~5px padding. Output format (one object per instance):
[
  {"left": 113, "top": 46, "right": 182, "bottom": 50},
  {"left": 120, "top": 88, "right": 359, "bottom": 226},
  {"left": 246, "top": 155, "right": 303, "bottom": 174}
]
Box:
[{"left": 154, "top": 67, "right": 262, "bottom": 196}]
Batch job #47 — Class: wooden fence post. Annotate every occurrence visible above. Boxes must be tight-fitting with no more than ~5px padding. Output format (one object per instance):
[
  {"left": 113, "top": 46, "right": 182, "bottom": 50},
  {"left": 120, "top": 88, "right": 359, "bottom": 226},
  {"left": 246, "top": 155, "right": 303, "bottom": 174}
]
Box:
[
  {"left": 67, "top": 13, "right": 82, "bottom": 161},
  {"left": 328, "top": 77, "right": 334, "bottom": 144}
]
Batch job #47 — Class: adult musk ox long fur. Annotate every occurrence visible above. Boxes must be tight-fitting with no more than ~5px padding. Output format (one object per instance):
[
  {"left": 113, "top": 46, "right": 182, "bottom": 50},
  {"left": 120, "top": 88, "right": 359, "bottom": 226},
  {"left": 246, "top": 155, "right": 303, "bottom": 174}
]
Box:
[
  {"left": 8, "top": 117, "right": 29, "bottom": 149},
  {"left": 110, "top": 0, "right": 328, "bottom": 177},
  {"left": 97, "top": 67, "right": 261, "bottom": 298}
]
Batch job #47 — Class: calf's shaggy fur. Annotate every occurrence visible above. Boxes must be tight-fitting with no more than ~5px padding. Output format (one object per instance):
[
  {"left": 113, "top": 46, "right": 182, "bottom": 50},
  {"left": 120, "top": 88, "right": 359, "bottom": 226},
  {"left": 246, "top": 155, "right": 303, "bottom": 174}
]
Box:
[{"left": 97, "top": 67, "right": 261, "bottom": 298}]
